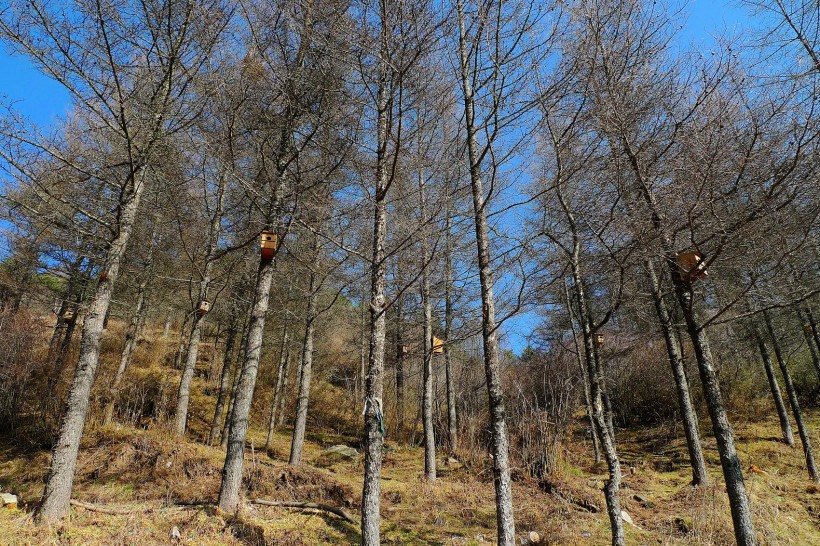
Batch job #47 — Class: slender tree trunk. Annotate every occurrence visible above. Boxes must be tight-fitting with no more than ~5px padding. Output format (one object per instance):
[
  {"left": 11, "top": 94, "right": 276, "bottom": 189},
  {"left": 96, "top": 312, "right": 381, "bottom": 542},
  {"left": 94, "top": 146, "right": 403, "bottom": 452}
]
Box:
[
  {"left": 163, "top": 313, "right": 172, "bottom": 338},
  {"left": 36, "top": 167, "right": 147, "bottom": 525},
  {"left": 173, "top": 312, "right": 193, "bottom": 370},
  {"left": 624, "top": 136, "right": 756, "bottom": 544},
  {"left": 456, "top": 2, "right": 515, "bottom": 541},
  {"left": 444, "top": 212, "right": 457, "bottom": 453},
  {"left": 645, "top": 259, "right": 708, "bottom": 485},
  {"left": 798, "top": 308, "right": 820, "bottom": 380},
  {"left": 289, "top": 236, "right": 320, "bottom": 466},
  {"left": 564, "top": 280, "right": 601, "bottom": 464},
  {"left": 266, "top": 323, "right": 290, "bottom": 449},
  {"left": 571, "top": 272, "right": 624, "bottom": 546},
  {"left": 209, "top": 311, "right": 239, "bottom": 445},
  {"left": 173, "top": 174, "right": 226, "bottom": 436},
  {"left": 806, "top": 307, "right": 820, "bottom": 359},
  {"left": 277, "top": 352, "right": 293, "bottom": 427},
  {"left": 755, "top": 331, "right": 794, "bottom": 445},
  {"left": 764, "top": 313, "right": 819, "bottom": 482},
  {"left": 395, "top": 290, "right": 405, "bottom": 440},
  {"left": 361, "top": 30, "right": 390, "bottom": 543},
  {"left": 103, "top": 231, "right": 157, "bottom": 425},
  {"left": 419, "top": 174, "right": 436, "bottom": 481},
  {"left": 218, "top": 252, "right": 277, "bottom": 512},
  {"left": 222, "top": 308, "right": 251, "bottom": 448}
]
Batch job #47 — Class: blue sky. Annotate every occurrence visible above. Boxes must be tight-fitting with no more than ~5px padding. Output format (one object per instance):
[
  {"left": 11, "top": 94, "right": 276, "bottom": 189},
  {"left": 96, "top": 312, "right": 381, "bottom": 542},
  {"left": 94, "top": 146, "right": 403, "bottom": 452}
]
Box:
[{"left": 0, "top": 1, "right": 752, "bottom": 355}]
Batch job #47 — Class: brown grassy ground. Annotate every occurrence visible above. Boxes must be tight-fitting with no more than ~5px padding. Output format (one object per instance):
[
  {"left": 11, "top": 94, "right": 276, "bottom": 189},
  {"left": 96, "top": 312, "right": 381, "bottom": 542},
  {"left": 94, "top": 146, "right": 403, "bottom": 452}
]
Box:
[{"left": 1, "top": 406, "right": 819, "bottom": 545}]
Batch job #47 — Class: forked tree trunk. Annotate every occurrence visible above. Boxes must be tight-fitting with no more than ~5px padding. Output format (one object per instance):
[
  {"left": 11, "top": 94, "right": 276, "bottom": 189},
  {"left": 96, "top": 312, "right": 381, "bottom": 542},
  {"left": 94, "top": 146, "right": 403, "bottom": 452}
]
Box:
[
  {"left": 289, "top": 236, "right": 320, "bottom": 466},
  {"left": 755, "top": 331, "right": 794, "bottom": 445},
  {"left": 456, "top": 1, "right": 515, "bottom": 541},
  {"left": 764, "top": 313, "right": 819, "bottom": 482},
  {"left": 645, "top": 259, "right": 708, "bottom": 485},
  {"left": 36, "top": 167, "right": 147, "bottom": 525},
  {"left": 218, "top": 252, "right": 277, "bottom": 512}
]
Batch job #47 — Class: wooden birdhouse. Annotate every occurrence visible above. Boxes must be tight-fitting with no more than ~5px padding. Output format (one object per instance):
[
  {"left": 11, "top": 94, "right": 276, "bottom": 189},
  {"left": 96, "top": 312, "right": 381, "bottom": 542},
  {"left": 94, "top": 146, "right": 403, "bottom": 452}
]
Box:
[
  {"left": 675, "top": 250, "right": 707, "bottom": 282},
  {"left": 595, "top": 333, "right": 605, "bottom": 346},
  {"left": 805, "top": 324, "right": 814, "bottom": 335},
  {"left": 432, "top": 336, "right": 445, "bottom": 354},
  {"left": 260, "top": 231, "right": 277, "bottom": 261},
  {"left": 397, "top": 343, "right": 408, "bottom": 357},
  {"left": 197, "top": 300, "right": 211, "bottom": 315}
]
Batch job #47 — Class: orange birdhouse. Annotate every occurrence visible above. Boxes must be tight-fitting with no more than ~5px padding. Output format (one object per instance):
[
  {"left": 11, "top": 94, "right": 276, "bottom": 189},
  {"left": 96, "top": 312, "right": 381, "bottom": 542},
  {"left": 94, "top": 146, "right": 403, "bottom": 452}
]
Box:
[
  {"left": 595, "top": 333, "right": 605, "bottom": 346},
  {"left": 675, "top": 250, "right": 708, "bottom": 282},
  {"left": 432, "top": 336, "right": 445, "bottom": 354},
  {"left": 197, "top": 300, "right": 211, "bottom": 315},
  {"left": 260, "top": 231, "right": 277, "bottom": 261}
]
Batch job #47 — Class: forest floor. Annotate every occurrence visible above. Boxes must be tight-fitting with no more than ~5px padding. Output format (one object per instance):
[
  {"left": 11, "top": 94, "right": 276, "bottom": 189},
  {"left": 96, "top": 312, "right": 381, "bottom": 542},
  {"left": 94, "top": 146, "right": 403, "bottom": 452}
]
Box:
[{"left": 1, "top": 408, "right": 819, "bottom": 545}]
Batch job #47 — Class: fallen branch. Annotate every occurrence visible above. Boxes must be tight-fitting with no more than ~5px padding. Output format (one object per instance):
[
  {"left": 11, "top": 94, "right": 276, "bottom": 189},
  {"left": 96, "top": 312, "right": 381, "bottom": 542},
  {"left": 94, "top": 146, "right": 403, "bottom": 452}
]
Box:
[
  {"left": 70, "top": 499, "right": 141, "bottom": 515},
  {"left": 250, "top": 498, "right": 357, "bottom": 525}
]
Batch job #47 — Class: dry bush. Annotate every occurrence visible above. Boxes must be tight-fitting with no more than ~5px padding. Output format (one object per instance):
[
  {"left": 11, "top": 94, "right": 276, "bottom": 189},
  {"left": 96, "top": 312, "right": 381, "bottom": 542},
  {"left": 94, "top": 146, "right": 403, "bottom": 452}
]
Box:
[{"left": 0, "top": 309, "right": 50, "bottom": 434}]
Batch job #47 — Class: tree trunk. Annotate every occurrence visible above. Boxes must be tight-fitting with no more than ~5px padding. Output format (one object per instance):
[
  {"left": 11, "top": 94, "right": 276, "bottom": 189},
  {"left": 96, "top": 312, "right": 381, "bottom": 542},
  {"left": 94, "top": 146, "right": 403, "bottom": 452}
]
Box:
[
  {"left": 645, "top": 259, "right": 708, "bottom": 485},
  {"left": 218, "top": 253, "right": 277, "bottom": 512},
  {"left": 103, "top": 231, "right": 157, "bottom": 425},
  {"left": 266, "top": 323, "right": 290, "bottom": 449},
  {"left": 755, "top": 331, "right": 794, "bottom": 445},
  {"left": 624, "top": 134, "right": 756, "bottom": 544},
  {"left": 798, "top": 308, "right": 820, "bottom": 380},
  {"left": 36, "top": 166, "right": 147, "bottom": 525},
  {"left": 806, "top": 307, "right": 820, "bottom": 357},
  {"left": 395, "top": 290, "right": 405, "bottom": 440},
  {"left": 444, "top": 212, "right": 457, "bottom": 453},
  {"left": 173, "top": 174, "right": 226, "bottom": 436},
  {"left": 289, "top": 236, "right": 320, "bottom": 466},
  {"left": 764, "top": 313, "right": 819, "bottom": 482},
  {"left": 456, "top": 1, "right": 515, "bottom": 541},
  {"left": 209, "top": 311, "right": 239, "bottom": 445},
  {"left": 361, "top": 5, "right": 392, "bottom": 537},
  {"left": 419, "top": 173, "right": 436, "bottom": 481}
]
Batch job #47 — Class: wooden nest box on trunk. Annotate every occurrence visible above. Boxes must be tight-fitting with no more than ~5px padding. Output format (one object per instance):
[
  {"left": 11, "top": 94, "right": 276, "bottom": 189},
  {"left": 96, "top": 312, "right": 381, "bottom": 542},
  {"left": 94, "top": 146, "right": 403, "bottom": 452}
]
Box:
[
  {"left": 675, "top": 249, "right": 707, "bottom": 282},
  {"left": 197, "top": 300, "right": 211, "bottom": 316},
  {"left": 260, "top": 231, "right": 277, "bottom": 261},
  {"left": 432, "top": 336, "right": 445, "bottom": 354},
  {"left": 595, "top": 333, "right": 605, "bottom": 346}
]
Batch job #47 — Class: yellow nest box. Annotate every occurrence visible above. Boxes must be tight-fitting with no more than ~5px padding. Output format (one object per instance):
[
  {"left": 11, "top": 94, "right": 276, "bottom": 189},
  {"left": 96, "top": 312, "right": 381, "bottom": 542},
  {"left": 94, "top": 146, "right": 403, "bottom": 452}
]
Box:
[
  {"left": 260, "top": 231, "right": 277, "bottom": 261},
  {"left": 675, "top": 250, "right": 707, "bottom": 283},
  {"left": 432, "top": 336, "right": 445, "bottom": 354},
  {"left": 197, "top": 300, "right": 211, "bottom": 315}
]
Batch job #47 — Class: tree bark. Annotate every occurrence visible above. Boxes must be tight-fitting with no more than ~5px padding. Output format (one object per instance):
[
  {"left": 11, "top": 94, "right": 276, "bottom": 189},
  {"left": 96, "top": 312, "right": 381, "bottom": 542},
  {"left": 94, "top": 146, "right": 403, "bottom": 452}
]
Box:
[
  {"left": 36, "top": 166, "right": 147, "bottom": 525},
  {"left": 103, "top": 231, "right": 157, "bottom": 425},
  {"left": 443, "top": 213, "right": 457, "bottom": 453},
  {"left": 361, "top": 16, "right": 390, "bottom": 539},
  {"left": 645, "top": 259, "right": 708, "bottom": 485},
  {"left": 217, "top": 253, "right": 277, "bottom": 512},
  {"left": 173, "top": 173, "right": 226, "bottom": 436},
  {"left": 419, "top": 173, "right": 436, "bottom": 481},
  {"left": 456, "top": 1, "right": 515, "bottom": 541},
  {"left": 209, "top": 310, "right": 239, "bottom": 445},
  {"left": 289, "top": 235, "right": 321, "bottom": 466},
  {"left": 755, "top": 331, "right": 794, "bottom": 445},
  {"left": 266, "top": 323, "right": 290, "bottom": 449},
  {"left": 764, "top": 312, "right": 819, "bottom": 482},
  {"left": 796, "top": 308, "right": 820, "bottom": 381}
]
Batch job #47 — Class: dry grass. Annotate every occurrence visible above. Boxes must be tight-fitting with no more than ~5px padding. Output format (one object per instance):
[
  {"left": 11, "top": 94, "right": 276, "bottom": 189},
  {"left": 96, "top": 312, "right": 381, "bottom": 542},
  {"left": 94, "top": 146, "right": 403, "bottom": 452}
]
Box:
[{"left": 1, "top": 321, "right": 818, "bottom": 545}]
